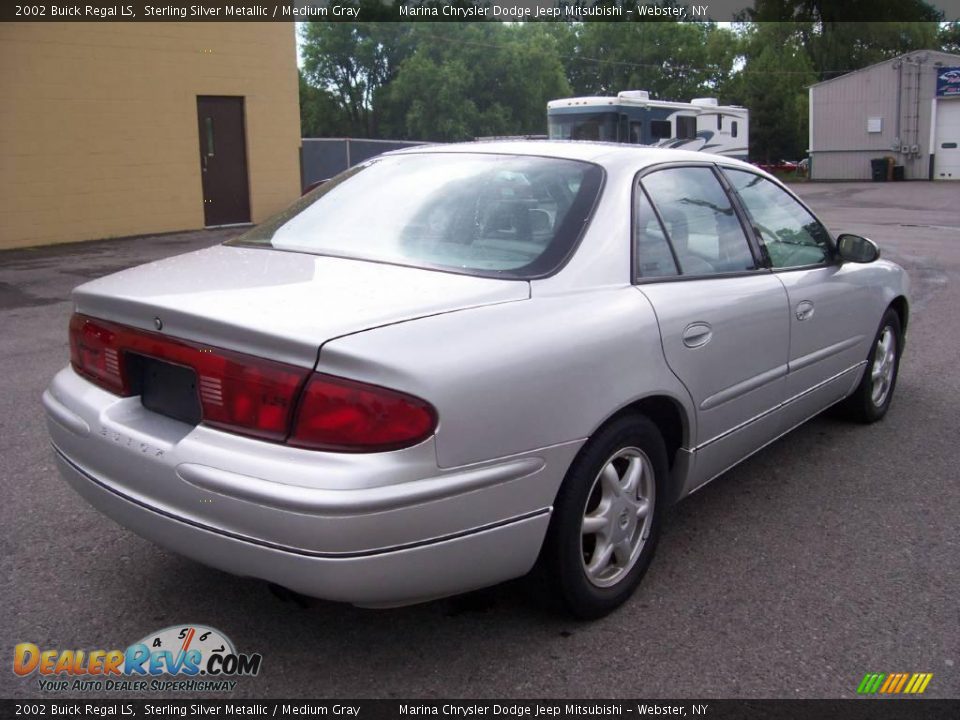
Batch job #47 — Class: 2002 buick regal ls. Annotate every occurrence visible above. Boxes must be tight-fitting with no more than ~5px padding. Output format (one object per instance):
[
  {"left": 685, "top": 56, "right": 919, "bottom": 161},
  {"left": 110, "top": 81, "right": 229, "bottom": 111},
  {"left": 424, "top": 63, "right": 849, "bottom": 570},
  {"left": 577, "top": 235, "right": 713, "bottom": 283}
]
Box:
[{"left": 44, "top": 142, "right": 908, "bottom": 618}]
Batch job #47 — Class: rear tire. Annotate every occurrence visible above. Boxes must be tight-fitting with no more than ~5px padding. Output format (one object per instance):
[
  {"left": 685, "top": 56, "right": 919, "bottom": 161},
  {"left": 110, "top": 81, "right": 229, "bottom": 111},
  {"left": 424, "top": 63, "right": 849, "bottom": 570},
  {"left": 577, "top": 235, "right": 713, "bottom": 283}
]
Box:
[
  {"left": 840, "top": 308, "right": 902, "bottom": 423},
  {"left": 542, "top": 414, "right": 667, "bottom": 619}
]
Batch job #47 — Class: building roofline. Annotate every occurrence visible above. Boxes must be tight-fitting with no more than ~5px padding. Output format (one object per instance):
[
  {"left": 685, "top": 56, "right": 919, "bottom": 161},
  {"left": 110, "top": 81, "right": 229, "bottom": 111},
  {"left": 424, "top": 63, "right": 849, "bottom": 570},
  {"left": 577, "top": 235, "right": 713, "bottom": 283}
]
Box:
[{"left": 808, "top": 50, "right": 960, "bottom": 89}]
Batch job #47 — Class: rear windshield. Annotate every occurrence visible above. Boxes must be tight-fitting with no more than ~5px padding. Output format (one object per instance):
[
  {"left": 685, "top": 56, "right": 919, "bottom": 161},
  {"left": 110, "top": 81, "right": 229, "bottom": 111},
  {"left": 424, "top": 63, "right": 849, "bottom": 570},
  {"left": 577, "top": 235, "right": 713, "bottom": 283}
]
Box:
[{"left": 228, "top": 153, "right": 604, "bottom": 279}]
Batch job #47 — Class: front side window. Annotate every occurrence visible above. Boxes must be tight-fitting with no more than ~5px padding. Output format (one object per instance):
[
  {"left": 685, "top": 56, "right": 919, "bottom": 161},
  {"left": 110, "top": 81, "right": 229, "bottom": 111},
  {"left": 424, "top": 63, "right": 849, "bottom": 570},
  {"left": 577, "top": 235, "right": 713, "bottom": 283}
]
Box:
[
  {"left": 229, "top": 153, "right": 603, "bottom": 279},
  {"left": 641, "top": 166, "right": 757, "bottom": 276},
  {"left": 724, "top": 169, "right": 833, "bottom": 269}
]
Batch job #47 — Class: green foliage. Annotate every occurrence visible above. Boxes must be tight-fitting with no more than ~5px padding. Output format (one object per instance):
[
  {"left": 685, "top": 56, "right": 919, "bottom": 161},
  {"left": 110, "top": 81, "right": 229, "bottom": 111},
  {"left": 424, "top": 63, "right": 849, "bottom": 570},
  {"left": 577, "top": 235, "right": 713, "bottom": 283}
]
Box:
[
  {"left": 297, "top": 14, "right": 960, "bottom": 163},
  {"left": 938, "top": 22, "right": 960, "bottom": 54},
  {"left": 730, "top": 24, "right": 817, "bottom": 163},
  {"left": 563, "top": 21, "right": 740, "bottom": 101},
  {"left": 298, "top": 70, "right": 351, "bottom": 137}
]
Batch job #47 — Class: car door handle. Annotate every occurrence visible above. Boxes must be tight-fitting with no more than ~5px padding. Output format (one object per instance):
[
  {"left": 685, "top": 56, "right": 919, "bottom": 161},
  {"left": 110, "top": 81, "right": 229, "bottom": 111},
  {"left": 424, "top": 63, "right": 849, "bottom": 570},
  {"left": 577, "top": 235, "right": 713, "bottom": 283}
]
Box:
[
  {"left": 682, "top": 322, "right": 713, "bottom": 348},
  {"left": 795, "top": 301, "right": 815, "bottom": 321}
]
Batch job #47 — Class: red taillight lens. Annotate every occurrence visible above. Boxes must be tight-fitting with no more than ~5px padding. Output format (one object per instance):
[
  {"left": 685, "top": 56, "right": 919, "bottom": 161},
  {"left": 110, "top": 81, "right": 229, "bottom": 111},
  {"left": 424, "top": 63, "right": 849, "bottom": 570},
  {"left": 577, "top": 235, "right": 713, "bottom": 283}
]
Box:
[
  {"left": 69, "top": 314, "right": 308, "bottom": 441},
  {"left": 70, "top": 314, "right": 130, "bottom": 395},
  {"left": 290, "top": 373, "right": 437, "bottom": 452},
  {"left": 68, "top": 314, "right": 437, "bottom": 452},
  {"left": 190, "top": 349, "right": 307, "bottom": 442}
]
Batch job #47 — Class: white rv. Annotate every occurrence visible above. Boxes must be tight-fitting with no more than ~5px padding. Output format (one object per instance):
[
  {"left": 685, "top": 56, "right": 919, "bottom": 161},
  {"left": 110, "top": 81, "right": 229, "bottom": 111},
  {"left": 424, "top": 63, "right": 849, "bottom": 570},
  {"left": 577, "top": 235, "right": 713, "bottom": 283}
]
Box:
[{"left": 547, "top": 90, "right": 749, "bottom": 160}]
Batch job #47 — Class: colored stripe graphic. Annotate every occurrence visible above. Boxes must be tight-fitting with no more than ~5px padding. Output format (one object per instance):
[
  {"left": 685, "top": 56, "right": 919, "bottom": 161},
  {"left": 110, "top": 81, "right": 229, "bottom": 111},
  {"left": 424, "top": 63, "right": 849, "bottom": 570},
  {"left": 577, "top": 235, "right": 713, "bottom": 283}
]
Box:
[
  {"left": 905, "top": 673, "right": 934, "bottom": 694},
  {"left": 857, "top": 673, "right": 885, "bottom": 693},
  {"left": 857, "top": 672, "right": 932, "bottom": 694}
]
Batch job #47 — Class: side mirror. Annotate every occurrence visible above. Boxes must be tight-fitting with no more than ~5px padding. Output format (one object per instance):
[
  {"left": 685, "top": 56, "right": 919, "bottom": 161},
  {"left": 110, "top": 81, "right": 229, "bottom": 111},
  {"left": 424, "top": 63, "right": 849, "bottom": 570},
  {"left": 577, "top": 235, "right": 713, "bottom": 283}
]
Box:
[{"left": 837, "top": 234, "right": 880, "bottom": 263}]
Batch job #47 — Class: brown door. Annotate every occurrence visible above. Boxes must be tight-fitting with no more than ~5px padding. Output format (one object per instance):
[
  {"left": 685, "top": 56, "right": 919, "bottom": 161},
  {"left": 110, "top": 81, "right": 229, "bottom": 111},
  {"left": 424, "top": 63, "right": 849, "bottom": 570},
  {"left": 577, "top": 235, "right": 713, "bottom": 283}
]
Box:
[{"left": 196, "top": 96, "right": 251, "bottom": 226}]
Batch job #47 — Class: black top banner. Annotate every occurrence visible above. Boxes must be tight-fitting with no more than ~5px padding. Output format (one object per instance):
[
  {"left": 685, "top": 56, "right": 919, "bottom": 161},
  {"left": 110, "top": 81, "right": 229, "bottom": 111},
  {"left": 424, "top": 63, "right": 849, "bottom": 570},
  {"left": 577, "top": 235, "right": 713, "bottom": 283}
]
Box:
[{"left": 3, "top": 0, "right": 960, "bottom": 22}]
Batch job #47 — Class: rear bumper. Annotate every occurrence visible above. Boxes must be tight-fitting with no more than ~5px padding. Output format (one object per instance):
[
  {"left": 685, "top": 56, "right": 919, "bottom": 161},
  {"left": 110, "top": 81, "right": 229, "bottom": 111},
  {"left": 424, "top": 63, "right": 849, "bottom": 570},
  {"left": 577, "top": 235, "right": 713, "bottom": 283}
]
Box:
[
  {"left": 54, "top": 448, "right": 549, "bottom": 606},
  {"left": 44, "top": 366, "right": 579, "bottom": 606}
]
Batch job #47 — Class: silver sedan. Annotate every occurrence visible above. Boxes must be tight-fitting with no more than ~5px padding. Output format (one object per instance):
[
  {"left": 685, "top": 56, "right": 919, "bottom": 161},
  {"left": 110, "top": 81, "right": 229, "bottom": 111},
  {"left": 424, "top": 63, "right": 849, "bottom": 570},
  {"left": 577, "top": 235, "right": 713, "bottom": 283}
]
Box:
[{"left": 44, "top": 142, "right": 909, "bottom": 618}]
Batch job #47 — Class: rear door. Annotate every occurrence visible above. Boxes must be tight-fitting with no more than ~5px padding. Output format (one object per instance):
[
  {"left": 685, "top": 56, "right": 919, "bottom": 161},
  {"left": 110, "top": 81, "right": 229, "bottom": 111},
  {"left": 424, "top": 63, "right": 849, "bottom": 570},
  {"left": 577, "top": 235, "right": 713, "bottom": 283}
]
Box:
[
  {"left": 197, "top": 96, "right": 251, "bottom": 227},
  {"left": 634, "top": 165, "right": 791, "bottom": 491}
]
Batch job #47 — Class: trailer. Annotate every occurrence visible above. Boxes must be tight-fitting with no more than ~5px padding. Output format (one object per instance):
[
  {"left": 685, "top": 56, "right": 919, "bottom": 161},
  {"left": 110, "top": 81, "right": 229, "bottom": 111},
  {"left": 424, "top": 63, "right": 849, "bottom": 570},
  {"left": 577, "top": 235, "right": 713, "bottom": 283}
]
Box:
[{"left": 547, "top": 90, "right": 749, "bottom": 160}]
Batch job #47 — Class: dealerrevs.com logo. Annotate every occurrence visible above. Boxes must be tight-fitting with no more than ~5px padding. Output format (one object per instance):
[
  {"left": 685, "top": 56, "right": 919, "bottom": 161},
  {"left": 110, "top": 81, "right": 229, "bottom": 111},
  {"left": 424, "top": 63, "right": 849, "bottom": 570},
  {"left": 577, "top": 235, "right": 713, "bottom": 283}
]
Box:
[{"left": 13, "top": 624, "right": 262, "bottom": 692}]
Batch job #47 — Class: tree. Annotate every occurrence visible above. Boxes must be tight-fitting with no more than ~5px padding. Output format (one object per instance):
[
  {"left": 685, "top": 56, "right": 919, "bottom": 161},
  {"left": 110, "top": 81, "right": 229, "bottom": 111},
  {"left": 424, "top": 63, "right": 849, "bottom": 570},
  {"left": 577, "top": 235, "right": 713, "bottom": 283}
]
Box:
[
  {"left": 561, "top": 22, "right": 740, "bottom": 102},
  {"left": 379, "top": 23, "right": 571, "bottom": 140},
  {"left": 732, "top": 24, "right": 817, "bottom": 162},
  {"left": 298, "top": 70, "right": 351, "bottom": 138},
  {"left": 939, "top": 22, "right": 960, "bottom": 54},
  {"left": 299, "top": 21, "right": 416, "bottom": 137},
  {"left": 746, "top": 0, "right": 942, "bottom": 80}
]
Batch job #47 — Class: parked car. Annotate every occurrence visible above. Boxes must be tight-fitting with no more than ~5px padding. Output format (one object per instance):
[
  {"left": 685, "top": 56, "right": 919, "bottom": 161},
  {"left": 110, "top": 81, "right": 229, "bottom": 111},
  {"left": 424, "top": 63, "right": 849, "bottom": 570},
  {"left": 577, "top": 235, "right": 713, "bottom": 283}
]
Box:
[
  {"left": 755, "top": 159, "right": 799, "bottom": 174},
  {"left": 44, "top": 142, "right": 908, "bottom": 618}
]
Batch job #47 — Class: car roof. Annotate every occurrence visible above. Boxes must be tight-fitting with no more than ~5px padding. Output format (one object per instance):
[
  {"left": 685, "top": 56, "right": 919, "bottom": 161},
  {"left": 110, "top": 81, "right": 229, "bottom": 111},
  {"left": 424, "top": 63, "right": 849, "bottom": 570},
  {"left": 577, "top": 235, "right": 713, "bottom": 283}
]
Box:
[{"left": 384, "top": 139, "right": 756, "bottom": 173}]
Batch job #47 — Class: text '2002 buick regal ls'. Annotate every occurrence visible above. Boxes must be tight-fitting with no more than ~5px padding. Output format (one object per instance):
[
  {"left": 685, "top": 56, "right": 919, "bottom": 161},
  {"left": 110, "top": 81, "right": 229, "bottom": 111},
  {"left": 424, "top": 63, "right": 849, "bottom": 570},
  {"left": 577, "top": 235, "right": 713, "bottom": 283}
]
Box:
[{"left": 44, "top": 142, "right": 908, "bottom": 618}]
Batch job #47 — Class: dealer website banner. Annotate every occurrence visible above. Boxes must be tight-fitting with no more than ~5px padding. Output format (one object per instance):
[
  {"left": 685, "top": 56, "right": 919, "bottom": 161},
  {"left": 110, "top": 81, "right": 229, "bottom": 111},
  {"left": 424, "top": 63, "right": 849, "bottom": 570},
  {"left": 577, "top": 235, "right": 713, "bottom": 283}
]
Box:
[{"left": 4, "top": 0, "right": 960, "bottom": 22}]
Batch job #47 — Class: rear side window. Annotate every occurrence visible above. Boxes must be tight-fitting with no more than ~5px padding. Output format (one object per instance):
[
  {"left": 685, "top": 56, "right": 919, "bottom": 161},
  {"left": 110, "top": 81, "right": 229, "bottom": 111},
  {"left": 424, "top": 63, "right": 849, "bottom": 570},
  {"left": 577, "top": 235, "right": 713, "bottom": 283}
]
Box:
[
  {"left": 229, "top": 153, "right": 603, "bottom": 279},
  {"left": 641, "top": 167, "right": 757, "bottom": 276},
  {"left": 634, "top": 188, "right": 679, "bottom": 279}
]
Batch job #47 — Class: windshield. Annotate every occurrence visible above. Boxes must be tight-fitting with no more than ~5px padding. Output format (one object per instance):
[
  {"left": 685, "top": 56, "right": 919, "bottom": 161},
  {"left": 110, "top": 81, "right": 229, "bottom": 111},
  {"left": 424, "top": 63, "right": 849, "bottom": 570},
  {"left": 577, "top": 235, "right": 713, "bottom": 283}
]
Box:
[
  {"left": 548, "top": 112, "right": 619, "bottom": 141},
  {"left": 229, "top": 153, "right": 603, "bottom": 279}
]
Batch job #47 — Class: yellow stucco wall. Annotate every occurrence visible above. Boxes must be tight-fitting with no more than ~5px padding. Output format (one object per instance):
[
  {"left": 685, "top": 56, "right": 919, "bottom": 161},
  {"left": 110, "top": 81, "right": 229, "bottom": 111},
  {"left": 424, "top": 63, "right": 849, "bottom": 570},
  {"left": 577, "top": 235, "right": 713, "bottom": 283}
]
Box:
[{"left": 0, "top": 23, "right": 301, "bottom": 249}]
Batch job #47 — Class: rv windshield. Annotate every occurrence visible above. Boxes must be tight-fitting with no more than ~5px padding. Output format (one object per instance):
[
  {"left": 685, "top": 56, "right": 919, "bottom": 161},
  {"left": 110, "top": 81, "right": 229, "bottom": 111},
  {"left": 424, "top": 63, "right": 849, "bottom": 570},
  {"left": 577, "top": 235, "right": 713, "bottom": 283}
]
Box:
[{"left": 549, "top": 112, "right": 619, "bottom": 142}]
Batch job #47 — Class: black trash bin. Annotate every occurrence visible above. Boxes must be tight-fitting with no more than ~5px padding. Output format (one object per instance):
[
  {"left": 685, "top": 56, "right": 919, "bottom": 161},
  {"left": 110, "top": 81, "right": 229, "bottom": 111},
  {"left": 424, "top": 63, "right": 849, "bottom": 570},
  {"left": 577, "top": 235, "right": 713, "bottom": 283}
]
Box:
[
  {"left": 893, "top": 165, "right": 905, "bottom": 181},
  {"left": 871, "top": 158, "right": 888, "bottom": 181}
]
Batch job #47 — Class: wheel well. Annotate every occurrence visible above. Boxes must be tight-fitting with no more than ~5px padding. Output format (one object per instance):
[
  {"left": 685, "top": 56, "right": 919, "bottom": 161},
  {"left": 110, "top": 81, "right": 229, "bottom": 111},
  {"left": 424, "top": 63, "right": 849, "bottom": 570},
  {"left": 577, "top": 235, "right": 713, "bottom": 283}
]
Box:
[
  {"left": 603, "top": 396, "right": 686, "bottom": 470},
  {"left": 889, "top": 296, "right": 909, "bottom": 334}
]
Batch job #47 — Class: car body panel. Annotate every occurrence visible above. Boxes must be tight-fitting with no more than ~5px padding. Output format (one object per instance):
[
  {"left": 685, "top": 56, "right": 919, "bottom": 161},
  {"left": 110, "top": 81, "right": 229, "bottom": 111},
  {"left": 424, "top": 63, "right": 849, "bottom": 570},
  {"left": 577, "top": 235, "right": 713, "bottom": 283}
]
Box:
[
  {"left": 45, "top": 365, "right": 579, "bottom": 556},
  {"left": 53, "top": 447, "right": 550, "bottom": 607},
  {"left": 73, "top": 244, "right": 530, "bottom": 368},
  {"left": 317, "top": 286, "right": 694, "bottom": 470},
  {"left": 775, "top": 259, "right": 909, "bottom": 431}
]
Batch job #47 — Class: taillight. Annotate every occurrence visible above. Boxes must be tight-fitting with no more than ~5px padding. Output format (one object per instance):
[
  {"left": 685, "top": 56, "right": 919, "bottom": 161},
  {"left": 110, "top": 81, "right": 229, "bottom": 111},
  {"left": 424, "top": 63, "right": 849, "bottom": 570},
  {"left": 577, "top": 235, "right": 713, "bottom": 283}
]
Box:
[
  {"left": 69, "top": 313, "right": 308, "bottom": 441},
  {"left": 69, "top": 314, "right": 129, "bottom": 395},
  {"left": 68, "top": 313, "right": 437, "bottom": 452},
  {"left": 189, "top": 348, "right": 307, "bottom": 442},
  {"left": 290, "top": 374, "right": 437, "bottom": 452}
]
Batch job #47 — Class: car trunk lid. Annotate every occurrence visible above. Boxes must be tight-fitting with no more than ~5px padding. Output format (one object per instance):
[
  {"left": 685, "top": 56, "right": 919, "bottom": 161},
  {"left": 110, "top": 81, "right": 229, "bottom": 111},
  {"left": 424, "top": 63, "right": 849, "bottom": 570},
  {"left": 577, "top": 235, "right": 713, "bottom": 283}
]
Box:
[{"left": 72, "top": 245, "right": 529, "bottom": 368}]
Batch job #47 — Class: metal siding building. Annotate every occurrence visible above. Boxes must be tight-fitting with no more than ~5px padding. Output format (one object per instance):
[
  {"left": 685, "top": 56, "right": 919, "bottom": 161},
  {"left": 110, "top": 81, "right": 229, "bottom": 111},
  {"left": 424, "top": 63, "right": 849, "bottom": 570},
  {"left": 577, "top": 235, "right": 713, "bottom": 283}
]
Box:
[{"left": 809, "top": 51, "right": 960, "bottom": 181}]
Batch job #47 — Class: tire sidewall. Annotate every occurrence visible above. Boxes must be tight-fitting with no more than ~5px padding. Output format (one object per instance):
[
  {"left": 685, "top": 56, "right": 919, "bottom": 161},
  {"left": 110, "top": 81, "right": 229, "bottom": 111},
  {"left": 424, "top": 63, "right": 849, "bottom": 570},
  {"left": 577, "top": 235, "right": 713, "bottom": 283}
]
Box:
[
  {"left": 546, "top": 414, "right": 668, "bottom": 619},
  {"left": 859, "top": 309, "right": 903, "bottom": 422}
]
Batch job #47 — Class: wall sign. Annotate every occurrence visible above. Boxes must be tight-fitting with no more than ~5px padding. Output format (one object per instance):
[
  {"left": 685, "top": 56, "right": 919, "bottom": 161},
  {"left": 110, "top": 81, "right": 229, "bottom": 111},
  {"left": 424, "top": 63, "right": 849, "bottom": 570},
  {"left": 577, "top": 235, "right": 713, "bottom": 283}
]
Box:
[{"left": 936, "top": 67, "right": 960, "bottom": 97}]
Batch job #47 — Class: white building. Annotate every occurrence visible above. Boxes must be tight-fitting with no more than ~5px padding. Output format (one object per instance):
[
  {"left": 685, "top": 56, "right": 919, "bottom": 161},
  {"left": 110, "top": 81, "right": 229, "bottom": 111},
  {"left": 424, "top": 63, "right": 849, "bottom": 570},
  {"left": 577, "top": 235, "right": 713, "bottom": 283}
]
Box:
[{"left": 808, "top": 50, "right": 960, "bottom": 180}]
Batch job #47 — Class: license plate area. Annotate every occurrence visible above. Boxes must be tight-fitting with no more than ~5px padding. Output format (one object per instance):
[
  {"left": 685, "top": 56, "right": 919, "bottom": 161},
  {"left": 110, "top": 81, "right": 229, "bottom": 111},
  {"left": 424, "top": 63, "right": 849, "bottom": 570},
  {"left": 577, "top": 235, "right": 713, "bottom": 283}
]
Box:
[{"left": 128, "top": 354, "right": 201, "bottom": 426}]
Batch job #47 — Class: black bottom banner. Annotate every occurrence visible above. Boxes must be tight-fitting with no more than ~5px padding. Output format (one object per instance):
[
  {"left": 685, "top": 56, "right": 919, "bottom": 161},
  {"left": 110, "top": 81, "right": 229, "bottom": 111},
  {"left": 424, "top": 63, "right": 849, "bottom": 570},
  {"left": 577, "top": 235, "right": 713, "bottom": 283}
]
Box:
[{"left": 2, "top": 699, "right": 958, "bottom": 720}]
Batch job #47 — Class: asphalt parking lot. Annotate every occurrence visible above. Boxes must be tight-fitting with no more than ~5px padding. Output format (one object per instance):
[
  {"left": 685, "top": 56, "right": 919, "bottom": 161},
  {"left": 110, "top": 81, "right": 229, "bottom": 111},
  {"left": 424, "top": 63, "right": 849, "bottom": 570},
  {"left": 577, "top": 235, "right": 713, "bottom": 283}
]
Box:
[{"left": 2, "top": 182, "right": 958, "bottom": 700}]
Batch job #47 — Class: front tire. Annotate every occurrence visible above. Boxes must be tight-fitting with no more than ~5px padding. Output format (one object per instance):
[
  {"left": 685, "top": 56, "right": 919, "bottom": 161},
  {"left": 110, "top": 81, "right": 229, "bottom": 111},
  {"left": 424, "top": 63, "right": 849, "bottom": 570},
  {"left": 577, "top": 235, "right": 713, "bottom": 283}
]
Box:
[
  {"left": 543, "top": 414, "right": 667, "bottom": 619},
  {"left": 841, "top": 308, "right": 903, "bottom": 423}
]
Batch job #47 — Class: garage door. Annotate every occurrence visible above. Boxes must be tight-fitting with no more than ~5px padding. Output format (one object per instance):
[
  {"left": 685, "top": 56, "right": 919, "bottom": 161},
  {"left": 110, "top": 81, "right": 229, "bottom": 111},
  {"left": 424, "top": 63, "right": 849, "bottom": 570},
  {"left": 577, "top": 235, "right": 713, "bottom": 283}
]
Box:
[{"left": 934, "top": 99, "right": 960, "bottom": 180}]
